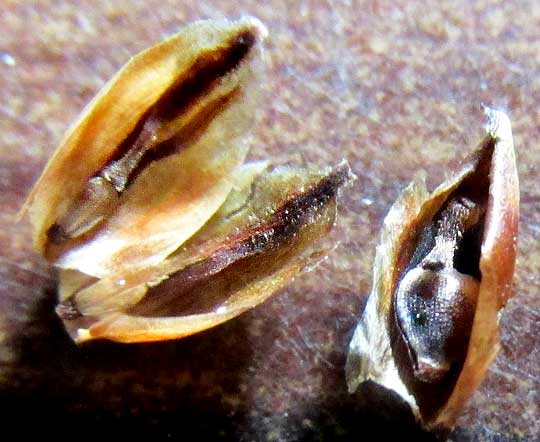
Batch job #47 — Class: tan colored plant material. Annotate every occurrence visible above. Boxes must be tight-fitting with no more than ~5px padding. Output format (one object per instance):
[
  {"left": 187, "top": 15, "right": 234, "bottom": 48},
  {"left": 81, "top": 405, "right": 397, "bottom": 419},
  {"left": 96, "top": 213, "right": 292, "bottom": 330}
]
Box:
[
  {"left": 58, "top": 161, "right": 353, "bottom": 343},
  {"left": 346, "top": 107, "right": 519, "bottom": 431},
  {"left": 23, "top": 17, "right": 268, "bottom": 278},
  {"left": 23, "top": 17, "right": 354, "bottom": 343}
]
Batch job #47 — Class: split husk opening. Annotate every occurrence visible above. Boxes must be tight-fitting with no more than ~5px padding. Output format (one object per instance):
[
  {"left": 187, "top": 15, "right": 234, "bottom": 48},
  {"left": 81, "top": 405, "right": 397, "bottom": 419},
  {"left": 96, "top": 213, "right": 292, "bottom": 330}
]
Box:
[{"left": 346, "top": 107, "right": 518, "bottom": 431}]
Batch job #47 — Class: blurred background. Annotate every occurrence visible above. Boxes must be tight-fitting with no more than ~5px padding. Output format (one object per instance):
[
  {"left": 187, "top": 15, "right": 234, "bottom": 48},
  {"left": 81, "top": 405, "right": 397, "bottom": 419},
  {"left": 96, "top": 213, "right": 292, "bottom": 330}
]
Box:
[{"left": 1, "top": 1, "right": 539, "bottom": 440}]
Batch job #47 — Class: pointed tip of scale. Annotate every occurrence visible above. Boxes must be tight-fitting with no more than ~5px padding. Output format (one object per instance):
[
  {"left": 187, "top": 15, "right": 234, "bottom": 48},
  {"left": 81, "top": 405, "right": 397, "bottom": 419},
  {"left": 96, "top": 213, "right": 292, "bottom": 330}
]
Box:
[{"left": 481, "top": 104, "right": 512, "bottom": 143}]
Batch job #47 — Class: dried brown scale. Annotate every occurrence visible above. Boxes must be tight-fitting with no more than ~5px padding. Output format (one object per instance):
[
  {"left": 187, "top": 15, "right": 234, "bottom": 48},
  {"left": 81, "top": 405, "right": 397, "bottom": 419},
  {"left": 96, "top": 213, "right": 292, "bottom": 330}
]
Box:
[
  {"left": 125, "top": 163, "right": 352, "bottom": 317},
  {"left": 96, "top": 30, "right": 257, "bottom": 191},
  {"left": 22, "top": 17, "right": 270, "bottom": 278},
  {"left": 55, "top": 161, "right": 354, "bottom": 343},
  {"left": 47, "top": 34, "right": 254, "bottom": 245},
  {"left": 346, "top": 107, "right": 518, "bottom": 432},
  {"left": 23, "top": 17, "right": 354, "bottom": 343},
  {"left": 22, "top": 18, "right": 354, "bottom": 342}
]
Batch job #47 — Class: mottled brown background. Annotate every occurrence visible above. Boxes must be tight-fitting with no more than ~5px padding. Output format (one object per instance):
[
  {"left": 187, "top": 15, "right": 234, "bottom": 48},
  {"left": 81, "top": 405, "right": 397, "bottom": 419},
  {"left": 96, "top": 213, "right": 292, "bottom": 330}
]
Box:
[{"left": 1, "top": 1, "right": 539, "bottom": 441}]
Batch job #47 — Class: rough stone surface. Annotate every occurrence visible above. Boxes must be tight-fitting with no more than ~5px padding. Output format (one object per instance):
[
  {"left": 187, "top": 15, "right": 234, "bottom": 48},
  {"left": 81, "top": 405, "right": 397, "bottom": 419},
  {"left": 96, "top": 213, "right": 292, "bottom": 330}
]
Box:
[{"left": 1, "top": 1, "right": 539, "bottom": 440}]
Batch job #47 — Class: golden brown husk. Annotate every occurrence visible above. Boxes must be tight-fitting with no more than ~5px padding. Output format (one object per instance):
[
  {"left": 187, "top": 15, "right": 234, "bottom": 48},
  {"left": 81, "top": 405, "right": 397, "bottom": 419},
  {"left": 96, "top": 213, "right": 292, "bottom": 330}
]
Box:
[
  {"left": 346, "top": 107, "right": 518, "bottom": 431},
  {"left": 22, "top": 17, "right": 268, "bottom": 278},
  {"left": 60, "top": 161, "right": 354, "bottom": 343},
  {"left": 23, "top": 17, "right": 355, "bottom": 343}
]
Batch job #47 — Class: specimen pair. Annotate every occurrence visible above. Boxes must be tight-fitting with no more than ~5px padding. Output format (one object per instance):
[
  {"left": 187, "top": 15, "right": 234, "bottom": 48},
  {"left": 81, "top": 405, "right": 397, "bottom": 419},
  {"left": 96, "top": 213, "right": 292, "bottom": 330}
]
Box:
[{"left": 22, "top": 17, "right": 518, "bottom": 432}]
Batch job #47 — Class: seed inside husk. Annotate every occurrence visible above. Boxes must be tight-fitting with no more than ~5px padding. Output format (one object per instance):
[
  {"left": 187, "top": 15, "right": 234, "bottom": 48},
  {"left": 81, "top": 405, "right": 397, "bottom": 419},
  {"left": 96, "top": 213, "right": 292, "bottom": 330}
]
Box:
[{"left": 346, "top": 107, "right": 519, "bottom": 431}]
